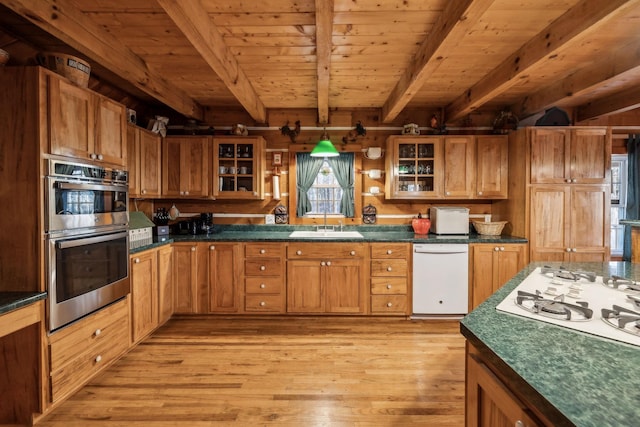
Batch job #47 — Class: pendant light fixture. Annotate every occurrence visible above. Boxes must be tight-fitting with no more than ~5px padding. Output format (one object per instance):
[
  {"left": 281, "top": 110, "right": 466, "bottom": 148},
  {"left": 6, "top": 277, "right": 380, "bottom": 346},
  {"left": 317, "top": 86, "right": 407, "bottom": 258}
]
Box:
[{"left": 310, "top": 127, "right": 339, "bottom": 157}]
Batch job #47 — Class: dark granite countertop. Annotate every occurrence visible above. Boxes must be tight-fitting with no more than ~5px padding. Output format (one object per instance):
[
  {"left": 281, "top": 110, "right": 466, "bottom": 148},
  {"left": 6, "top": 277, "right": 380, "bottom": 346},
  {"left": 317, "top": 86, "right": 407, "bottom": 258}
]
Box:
[
  {"left": 130, "top": 225, "right": 527, "bottom": 253},
  {"left": 461, "top": 261, "right": 640, "bottom": 427},
  {"left": 0, "top": 291, "right": 47, "bottom": 316}
]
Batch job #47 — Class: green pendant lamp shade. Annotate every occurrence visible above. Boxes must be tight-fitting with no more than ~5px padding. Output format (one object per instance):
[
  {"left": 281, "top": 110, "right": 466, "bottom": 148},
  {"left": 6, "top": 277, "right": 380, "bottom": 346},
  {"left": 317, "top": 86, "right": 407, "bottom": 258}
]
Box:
[{"left": 310, "top": 129, "right": 339, "bottom": 157}]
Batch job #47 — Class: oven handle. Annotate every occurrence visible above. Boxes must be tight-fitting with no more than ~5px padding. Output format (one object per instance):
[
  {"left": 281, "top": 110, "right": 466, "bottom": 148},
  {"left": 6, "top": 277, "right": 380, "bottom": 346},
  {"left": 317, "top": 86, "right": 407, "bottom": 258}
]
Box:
[
  {"left": 55, "top": 181, "right": 126, "bottom": 193},
  {"left": 56, "top": 231, "right": 128, "bottom": 249}
]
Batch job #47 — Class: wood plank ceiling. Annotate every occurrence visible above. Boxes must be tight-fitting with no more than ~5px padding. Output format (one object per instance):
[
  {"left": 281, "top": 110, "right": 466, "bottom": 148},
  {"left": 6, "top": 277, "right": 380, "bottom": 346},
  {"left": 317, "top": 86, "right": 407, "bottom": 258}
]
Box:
[{"left": 1, "top": 0, "right": 640, "bottom": 125}]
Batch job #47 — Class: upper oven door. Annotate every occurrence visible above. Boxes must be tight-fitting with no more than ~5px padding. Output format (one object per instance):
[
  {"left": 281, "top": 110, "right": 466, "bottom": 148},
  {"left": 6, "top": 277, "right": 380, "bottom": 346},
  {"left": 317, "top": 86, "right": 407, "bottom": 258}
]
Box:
[{"left": 46, "top": 177, "right": 128, "bottom": 234}]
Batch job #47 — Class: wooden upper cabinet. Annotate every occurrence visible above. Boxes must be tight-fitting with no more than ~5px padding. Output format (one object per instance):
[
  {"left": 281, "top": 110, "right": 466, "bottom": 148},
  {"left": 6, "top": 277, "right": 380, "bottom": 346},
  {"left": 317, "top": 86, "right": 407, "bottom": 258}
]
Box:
[
  {"left": 48, "top": 74, "right": 126, "bottom": 166},
  {"left": 127, "top": 125, "right": 161, "bottom": 198},
  {"left": 530, "top": 127, "right": 609, "bottom": 185},
  {"left": 162, "top": 136, "right": 210, "bottom": 198},
  {"left": 476, "top": 135, "right": 508, "bottom": 199},
  {"left": 212, "top": 136, "right": 266, "bottom": 200},
  {"left": 385, "top": 135, "right": 443, "bottom": 199},
  {"left": 443, "top": 136, "right": 475, "bottom": 198}
]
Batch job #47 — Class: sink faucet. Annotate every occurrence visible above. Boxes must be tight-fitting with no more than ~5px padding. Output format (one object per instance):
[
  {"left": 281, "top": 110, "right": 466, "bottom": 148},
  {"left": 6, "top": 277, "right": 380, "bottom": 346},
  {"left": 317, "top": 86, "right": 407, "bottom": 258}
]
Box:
[{"left": 323, "top": 209, "right": 328, "bottom": 231}]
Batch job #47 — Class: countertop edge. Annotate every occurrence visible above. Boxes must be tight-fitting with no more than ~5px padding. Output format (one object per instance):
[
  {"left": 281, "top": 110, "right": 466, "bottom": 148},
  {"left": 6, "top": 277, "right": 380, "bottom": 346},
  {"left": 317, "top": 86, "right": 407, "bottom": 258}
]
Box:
[{"left": 0, "top": 291, "right": 47, "bottom": 316}]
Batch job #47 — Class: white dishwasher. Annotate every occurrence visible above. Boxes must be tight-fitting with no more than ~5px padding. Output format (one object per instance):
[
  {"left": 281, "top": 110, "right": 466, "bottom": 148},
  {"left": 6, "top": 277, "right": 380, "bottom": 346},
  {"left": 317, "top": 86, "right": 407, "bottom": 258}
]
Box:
[{"left": 412, "top": 243, "right": 468, "bottom": 315}]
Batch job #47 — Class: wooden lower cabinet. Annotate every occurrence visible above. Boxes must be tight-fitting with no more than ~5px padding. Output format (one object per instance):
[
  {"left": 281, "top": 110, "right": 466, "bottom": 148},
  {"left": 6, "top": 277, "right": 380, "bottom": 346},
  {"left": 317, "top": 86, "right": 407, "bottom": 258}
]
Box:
[
  {"left": 369, "top": 243, "right": 410, "bottom": 315},
  {"left": 469, "top": 243, "right": 527, "bottom": 310},
  {"left": 204, "top": 242, "right": 242, "bottom": 313},
  {"left": 172, "top": 242, "right": 201, "bottom": 314},
  {"left": 287, "top": 243, "right": 368, "bottom": 314},
  {"left": 48, "top": 298, "right": 129, "bottom": 404},
  {"left": 244, "top": 243, "right": 286, "bottom": 313},
  {"left": 466, "top": 344, "right": 544, "bottom": 427},
  {"left": 130, "top": 246, "right": 174, "bottom": 344}
]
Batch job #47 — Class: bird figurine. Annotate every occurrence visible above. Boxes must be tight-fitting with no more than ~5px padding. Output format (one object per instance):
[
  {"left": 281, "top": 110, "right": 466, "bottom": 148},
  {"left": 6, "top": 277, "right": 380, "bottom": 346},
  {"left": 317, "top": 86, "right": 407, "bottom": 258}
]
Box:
[{"left": 280, "top": 120, "right": 301, "bottom": 143}]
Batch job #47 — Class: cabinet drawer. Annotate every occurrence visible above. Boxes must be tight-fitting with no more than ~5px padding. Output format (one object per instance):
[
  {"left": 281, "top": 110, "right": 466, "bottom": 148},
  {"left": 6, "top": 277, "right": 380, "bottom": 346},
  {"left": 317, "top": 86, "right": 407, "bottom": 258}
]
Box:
[
  {"left": 371, "top": 277, "right": 408, "bottom": 294},
  {"left": 370, "top": 243, "right": 409, "bottom": 259},
  {"left": 245, "top": 259, "right": 283, "bottom": 276},
  {"left": 50, "top": 324, "right": 129, "bottom": 402},
  {"left": 245, "top": 294, "right": 285, "bottom": 312},
  {"left": 245, "top": 242, "right": 285, "bottom": 258},
  {"left": 371, "top": 295, "right": 408, "bottom": 314},
  {"left": 288, "top": 243, "right": 366, "bottom": 259},
  {"left": 245, "top": 277, "right": 284, "bottom": 294},
  {"left": 370, "top": 259, "right": 407, "bottom": 276},
  {"left": 49, "top": 298, "right": 129, "bottom": 372}
]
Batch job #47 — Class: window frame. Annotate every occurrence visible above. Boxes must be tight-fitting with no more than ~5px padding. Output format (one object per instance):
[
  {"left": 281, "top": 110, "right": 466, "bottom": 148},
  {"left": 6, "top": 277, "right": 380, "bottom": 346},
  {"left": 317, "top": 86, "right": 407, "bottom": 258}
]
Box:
[{"left": 287, "top": 144, "right": 363, "bottom": 225}]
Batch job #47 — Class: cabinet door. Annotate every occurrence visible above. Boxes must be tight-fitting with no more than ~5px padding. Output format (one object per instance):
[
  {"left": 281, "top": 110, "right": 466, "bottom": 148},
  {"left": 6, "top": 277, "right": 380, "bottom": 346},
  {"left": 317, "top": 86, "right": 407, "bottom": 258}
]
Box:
[
  {"left": 570, "top": 128, "right": 610, "bottom": 184},
  {"left": 476, "top": 135, "right": 508, "bottom": 199},
  {"left": 95, "top": 97, "right": 127, "bottom": 166},
  {"left": 529, "top": 186, "right": 570, "bottom": 262},
  {"left": 162, "top": 137, "right": 210, "bottom": 198},
  {"left": 325, "top": 259, "right": 365, "bottom": 314},
  {"left": 287, "top": 260, "right": 324, "bottom": 313},
  {"left": 206, "top": 243, "right": 241, "bottom": 313},
  {"left": 530, "top": 128, "right": 570, "bottom": 184},
  {"left": 130, "top": 250, "right": 158, "bottom": 344},
  {"left": 157, "top": 245, "right": 173, "bottom": 324},
  {"left": 213, "top": 137, "right": 265, "bottom": 199},
  {"left": 469, "top": 245, "right": 496, "bottom": 310},
  {"left": 569, "top": 185, "right": 610, "bottom": 262},
  {"left": 48, "top": 75, "right": 95, "bottom": 160},
  {"left": 467, "top": 352, "right": 542, "bottom": 427},
  {"left": 385, "top": 136, "right": 443, "bottom": 199},
  {"left": 443, "top": 136, "right": 475, "bottom": 198},
  {"left": 496, "top": 245, "right": 527, "bottom": 286},
  {"left": 138, "top": 129, "right": 162, "bottom": 197},
  {"left": 172, "top": 243, "right": 198, "bottom": 313}
]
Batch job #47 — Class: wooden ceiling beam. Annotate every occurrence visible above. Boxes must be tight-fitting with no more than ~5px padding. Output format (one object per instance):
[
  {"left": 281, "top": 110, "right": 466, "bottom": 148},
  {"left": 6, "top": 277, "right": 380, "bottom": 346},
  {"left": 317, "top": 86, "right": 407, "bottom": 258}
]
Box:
[
  {"left": 315, "top": 0, "right": 333, "bottom": 125},
  {"left": 445, "top": 0, "right": 640, "bottom": 122},
  {"left": 1, "top": 0, "right": 204, "bottom": 120},
  {"left": 380, "top": 0, "right": 495, "bottom": 123},
  {"left": 511, "top": 37, "right": 640, "bottom": 120},
  {"left": 157, "top": 0, "right": 267, "bottom": 124},
  {"left": 577, "top": 86, "right": 640, "bottom": 121}
]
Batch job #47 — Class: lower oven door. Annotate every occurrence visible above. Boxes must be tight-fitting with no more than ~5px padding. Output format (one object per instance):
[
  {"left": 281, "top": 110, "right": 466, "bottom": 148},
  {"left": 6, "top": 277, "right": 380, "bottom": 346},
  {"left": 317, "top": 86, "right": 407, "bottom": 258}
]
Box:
[{"left": 47, "top": 230, "right": 130, "bottom": 332}]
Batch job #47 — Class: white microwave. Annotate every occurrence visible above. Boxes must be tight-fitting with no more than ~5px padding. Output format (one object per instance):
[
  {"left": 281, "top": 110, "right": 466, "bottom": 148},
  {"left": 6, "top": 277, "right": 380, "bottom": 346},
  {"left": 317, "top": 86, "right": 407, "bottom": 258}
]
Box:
[{"left": 430, "top": 207, "right": 469, "bottom": 234}]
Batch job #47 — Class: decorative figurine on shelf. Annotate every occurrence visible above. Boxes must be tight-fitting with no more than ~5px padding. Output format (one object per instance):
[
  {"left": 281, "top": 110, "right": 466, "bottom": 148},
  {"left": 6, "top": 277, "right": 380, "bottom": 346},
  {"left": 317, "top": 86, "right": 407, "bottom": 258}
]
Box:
[
  {"left": 427, "top": 114, "right": 447, "bottom": 134},
  {"left": 280, "top": 120, "right": 301, "bottom": 143},
  {"left": 231, "top": 123, "right": 249, "bottom": 136},
  {"left": 492, "top": 109, "right": 519, "bottom": 134},
  {"left": 363, "top": 204, "right": 377, "bottom": 224},
  {"left": 274, "top": 204, "right": 288, "bottom": 224},
  {"left": 342, "top": 121, "right": 367, "bottom": 144}
]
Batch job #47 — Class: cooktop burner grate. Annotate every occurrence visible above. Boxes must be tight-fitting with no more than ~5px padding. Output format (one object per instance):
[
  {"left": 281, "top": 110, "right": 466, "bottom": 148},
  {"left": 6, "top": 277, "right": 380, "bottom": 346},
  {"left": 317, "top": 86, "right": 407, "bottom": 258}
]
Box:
[
  {"left": 602, "top": 276, "right": 640, "bottom": 293},
  {"left": 516, "top": 290, "right": 593, "bottom": 321},
  {"left": 540, "top": 265, "right": 597, "bottom": 282},
  {"left": 601, "top": 305, "right": 640, "bottom": 337}
]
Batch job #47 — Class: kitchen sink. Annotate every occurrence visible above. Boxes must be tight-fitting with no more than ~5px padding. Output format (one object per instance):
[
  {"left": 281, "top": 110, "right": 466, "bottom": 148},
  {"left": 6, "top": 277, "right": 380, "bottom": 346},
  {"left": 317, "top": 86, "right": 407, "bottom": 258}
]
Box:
[{"left": 288, "top": 230, "right": 364, "bottom": 239}]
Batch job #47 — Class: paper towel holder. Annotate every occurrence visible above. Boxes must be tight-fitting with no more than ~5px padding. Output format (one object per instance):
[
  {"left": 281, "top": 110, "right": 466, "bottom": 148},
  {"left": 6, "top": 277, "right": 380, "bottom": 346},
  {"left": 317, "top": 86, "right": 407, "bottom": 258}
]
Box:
[{"left": 363, "top": 147, "right": 384, "bottom": 159}]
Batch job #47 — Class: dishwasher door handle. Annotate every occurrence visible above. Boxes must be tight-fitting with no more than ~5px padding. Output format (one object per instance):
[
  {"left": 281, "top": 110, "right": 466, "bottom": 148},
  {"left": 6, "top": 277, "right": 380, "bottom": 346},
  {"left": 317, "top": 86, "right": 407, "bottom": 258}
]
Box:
[{"left": 414, "top": 250, "right": 467, "bottom": 255}]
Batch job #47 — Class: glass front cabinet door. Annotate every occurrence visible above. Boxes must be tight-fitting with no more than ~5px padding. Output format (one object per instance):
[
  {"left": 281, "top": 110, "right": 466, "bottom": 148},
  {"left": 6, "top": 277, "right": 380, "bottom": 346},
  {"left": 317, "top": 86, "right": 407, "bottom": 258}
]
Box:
[
  {"left": 385, "top": 136, "right": 443, "bottom": 199},
  {"left": 213, "top": 136, "right": 265, "bottom": 199}
]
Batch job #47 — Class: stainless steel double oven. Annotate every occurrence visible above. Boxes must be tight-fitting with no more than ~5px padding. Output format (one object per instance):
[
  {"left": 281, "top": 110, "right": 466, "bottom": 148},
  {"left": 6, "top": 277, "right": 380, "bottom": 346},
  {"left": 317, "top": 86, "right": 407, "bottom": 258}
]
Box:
[{"left": 45, "top": 159, "right": 130, "bottom": 332}]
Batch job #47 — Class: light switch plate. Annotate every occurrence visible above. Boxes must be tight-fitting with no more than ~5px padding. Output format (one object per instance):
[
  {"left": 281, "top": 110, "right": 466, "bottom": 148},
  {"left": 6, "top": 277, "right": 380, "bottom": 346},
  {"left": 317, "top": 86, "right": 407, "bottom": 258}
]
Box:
[{"left": 265, "top": 214, "right": 275, "bottom": 224}]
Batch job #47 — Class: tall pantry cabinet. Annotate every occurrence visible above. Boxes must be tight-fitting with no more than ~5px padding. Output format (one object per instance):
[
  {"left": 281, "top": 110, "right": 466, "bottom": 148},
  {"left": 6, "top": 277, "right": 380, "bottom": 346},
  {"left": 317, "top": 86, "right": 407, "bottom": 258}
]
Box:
[{"left": 493, "top": 127, "right": 611, "bottom": 262}]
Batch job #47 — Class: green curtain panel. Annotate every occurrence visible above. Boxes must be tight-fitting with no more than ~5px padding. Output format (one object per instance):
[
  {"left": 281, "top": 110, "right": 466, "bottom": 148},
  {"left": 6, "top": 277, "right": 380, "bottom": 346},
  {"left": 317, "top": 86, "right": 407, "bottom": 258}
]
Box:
[{"left": 328, "top": 153, "right": 355, "bottom": 218}]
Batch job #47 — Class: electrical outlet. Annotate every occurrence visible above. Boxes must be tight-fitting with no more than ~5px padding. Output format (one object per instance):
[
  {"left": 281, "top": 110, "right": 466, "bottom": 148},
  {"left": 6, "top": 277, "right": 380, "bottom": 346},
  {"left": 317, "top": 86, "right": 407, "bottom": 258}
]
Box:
[{"left": 265, "top": 214, "right": 275, "bottom": 224}]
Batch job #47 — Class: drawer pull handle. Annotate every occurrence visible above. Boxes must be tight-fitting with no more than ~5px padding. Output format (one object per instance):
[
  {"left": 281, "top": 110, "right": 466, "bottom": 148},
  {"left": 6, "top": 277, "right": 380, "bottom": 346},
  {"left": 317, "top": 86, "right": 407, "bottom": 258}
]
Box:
[
  {"left": 94, "top": 328, "right": 102, "bottom": 337},
  {"left": 386, "top": 302, "right": 393, "bottom": 307},
  {"left": 387, "top": 266, "right": 392, "bottom": 272},
  {"left": 296, "top": 250, "right": 302, "bottom": 255},
  {"left": 260, "top": 249, "right": 266, "bottom": 254},
  {"left": 386, "top": 284, "right": 392, "bottom": 289},
  {"left": 387, "top": 250, "right": 392, "bottom": 255},
  {"left": 260, "top": 301, "right": 266, "bottom": 307},
  {"left": 260, "top": 283, "right": 266, "bottom": 289},
  {"left": 350, "top": 250, "right": 356, "bottom": 256},
  {"left": 260, "top": 265, "right": 266, "bottom": 271},
  {"left": 95, "top": 355, "right": 102, "bottom": 363}
]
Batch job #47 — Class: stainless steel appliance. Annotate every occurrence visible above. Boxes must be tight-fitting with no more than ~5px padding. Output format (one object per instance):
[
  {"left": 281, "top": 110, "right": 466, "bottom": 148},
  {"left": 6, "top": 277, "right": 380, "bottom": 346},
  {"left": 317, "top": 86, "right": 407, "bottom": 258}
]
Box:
[
  {"left": 496, "top": 266, "right": 640, "bottom": 347},
  {"left": 412, "top": 243, "right": 469, "bottom": 315},
  {"left": 45, "top": 159, "right": 130, "bottom": 332}
]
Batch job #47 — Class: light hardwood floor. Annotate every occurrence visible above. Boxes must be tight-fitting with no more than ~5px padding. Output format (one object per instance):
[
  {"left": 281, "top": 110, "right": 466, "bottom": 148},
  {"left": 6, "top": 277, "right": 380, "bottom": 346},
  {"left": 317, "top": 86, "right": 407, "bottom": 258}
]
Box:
[{"left": 37, "top": 316, "right": 465, "bottom": 426}]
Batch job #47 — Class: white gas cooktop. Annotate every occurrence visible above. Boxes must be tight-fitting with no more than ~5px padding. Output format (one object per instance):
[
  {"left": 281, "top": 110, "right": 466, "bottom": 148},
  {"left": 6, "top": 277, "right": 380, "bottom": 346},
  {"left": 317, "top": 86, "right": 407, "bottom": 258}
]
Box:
[{"left": 496, "top": 267, "right": 640, "bottom": 347}]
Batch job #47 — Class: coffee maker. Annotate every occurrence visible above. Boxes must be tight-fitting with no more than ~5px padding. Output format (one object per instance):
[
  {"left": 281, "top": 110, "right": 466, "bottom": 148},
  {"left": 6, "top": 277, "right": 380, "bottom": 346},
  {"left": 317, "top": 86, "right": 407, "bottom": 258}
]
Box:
[{"left": 199, "top": 212, "right": 214, "bottom": 234}]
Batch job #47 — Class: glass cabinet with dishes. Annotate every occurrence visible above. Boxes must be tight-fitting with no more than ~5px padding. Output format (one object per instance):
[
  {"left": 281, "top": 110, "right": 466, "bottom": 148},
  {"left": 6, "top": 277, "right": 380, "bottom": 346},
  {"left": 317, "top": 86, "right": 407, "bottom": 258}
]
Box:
[
  {"left": 385, "top": 135, "right": 443, "bottom": 199},
  {"left": 213, "top": 136, "right": 265, "bottom": 200}
]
